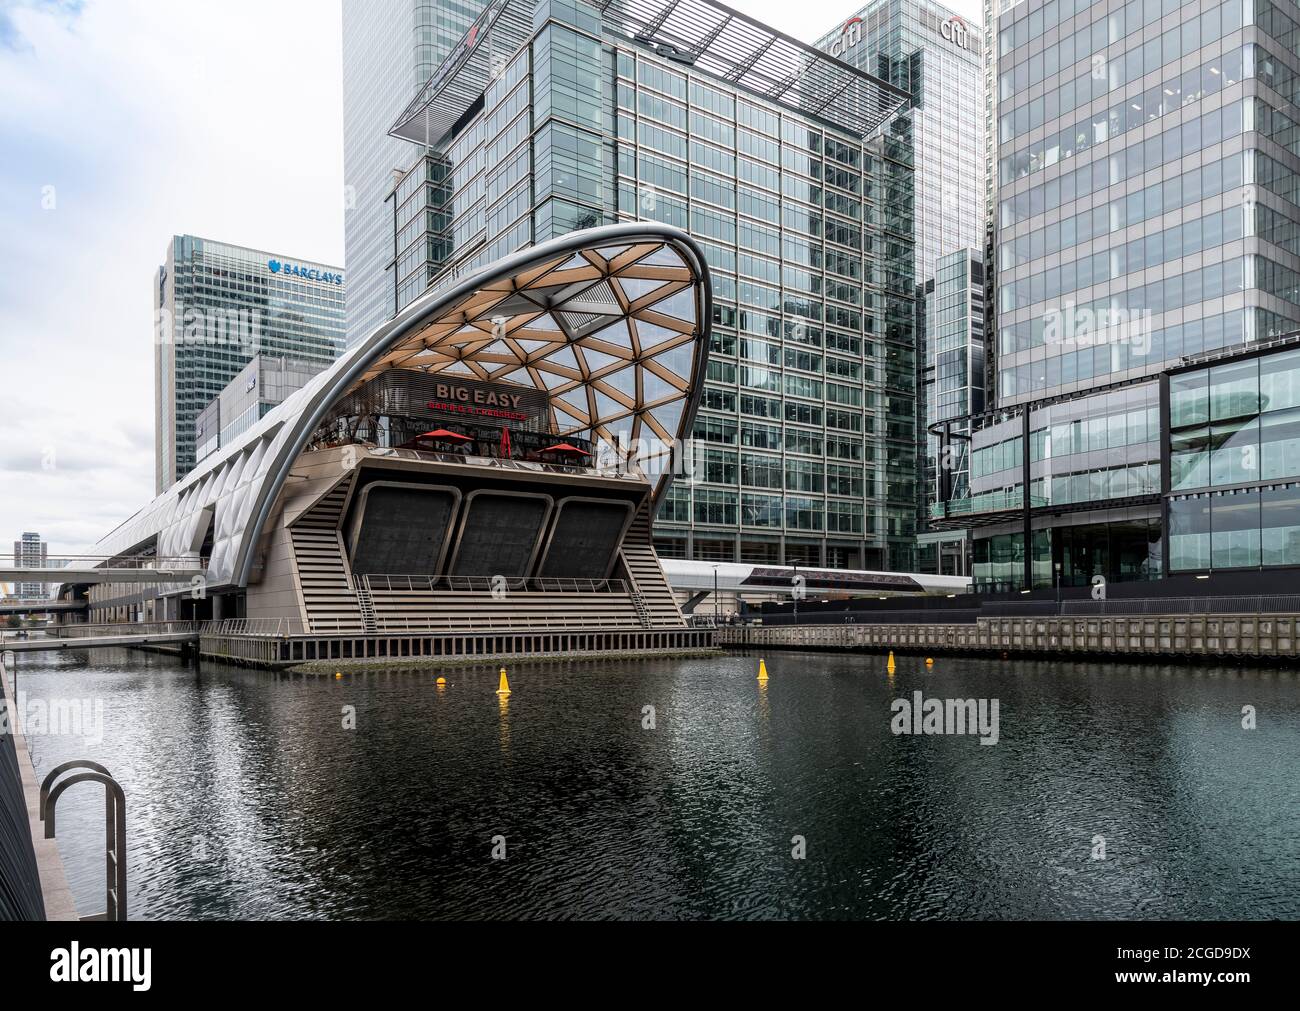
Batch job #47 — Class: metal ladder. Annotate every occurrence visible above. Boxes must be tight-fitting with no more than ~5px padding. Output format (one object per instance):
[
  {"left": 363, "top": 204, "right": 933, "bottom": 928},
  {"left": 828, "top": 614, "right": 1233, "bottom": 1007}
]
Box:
[
  {"left": 629, "top": 587, "right": 653, "bottom": 629},
  {"left": 355, "top": 581, "right": 378, "bottom": 634},
  {"left": 41, "top": 761, "right": 127, "bottom": 921}
]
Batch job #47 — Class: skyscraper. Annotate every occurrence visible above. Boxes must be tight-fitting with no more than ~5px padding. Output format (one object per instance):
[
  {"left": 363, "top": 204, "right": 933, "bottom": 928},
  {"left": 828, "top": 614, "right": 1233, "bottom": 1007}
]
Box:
[
  {"left": 11, "top": 532, "right": 47, "bottom": 600},
  {"left": 154, "top": 236, "right": 345, "bottom": 493},
  {"left": 816, "top": 0, "right": 986, "bottom": 286},
  {"left": 939, "top": 0, "right": 1300, "bottom": 594},
  {"left": 815, "top": 1, "right": 987, "bottom": 570},
  {"left": 360, "top": 0, "right": 920, "bottom": 570},
  {"left": 342, "top": 0, "right": 487, "bottom": 346}
]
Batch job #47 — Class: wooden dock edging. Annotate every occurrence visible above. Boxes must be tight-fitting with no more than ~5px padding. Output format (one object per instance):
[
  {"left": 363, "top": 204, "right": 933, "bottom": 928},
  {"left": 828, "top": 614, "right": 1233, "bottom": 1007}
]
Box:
[{"left": 716, "top": 614, "right": 1300, "bottom": 660}]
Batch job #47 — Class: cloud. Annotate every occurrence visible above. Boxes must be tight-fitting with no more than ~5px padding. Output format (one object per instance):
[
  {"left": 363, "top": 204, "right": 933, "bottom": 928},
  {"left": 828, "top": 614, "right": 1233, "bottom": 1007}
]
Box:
[
  {"left": 0, "top": 0, "right": 84, "bottom": 50},
  {"left": 0, "top": 0, "right": 342, "bottom": 556}
]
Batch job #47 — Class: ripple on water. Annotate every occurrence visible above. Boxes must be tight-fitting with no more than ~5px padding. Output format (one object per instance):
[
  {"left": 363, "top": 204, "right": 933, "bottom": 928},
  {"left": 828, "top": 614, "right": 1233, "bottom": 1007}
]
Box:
[{"left": 12, "top": 648, "right": 1300, "bottom": 919}]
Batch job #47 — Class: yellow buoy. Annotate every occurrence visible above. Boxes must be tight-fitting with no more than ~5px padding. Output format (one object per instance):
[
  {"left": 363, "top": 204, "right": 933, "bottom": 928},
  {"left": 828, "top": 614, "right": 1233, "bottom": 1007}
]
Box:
[
  {"left": 758, "top": 658, "right": 769, "bottom": 681},
  {"left": 436, "top": 676, "right": 447, "bottom": 685},
  {"left": 886, "top": 651, "right": 896, "bottom": 674},
  {"left": 925, "top": 657, "right": 934, "bottom": 667},
  {"left": 496, "top": 667, "right": 511, "bottom": 696},
  {"left": 335, "top": 672, "right": 343, "bottom": 680}
]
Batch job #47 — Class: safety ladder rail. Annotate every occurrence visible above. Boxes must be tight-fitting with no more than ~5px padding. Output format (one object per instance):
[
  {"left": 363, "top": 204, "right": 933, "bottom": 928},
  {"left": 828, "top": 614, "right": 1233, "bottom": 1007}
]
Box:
[{"left": 40, "top": 761, "right": 127, "bottom": 921}]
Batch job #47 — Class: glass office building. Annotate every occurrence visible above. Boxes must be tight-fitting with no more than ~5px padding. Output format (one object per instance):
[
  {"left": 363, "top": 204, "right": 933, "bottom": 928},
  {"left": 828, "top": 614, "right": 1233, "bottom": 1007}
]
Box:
[
  {"left": 815, "top": 1, "right": 987, "bottom": 572},
  {"left": 342, "top": 0, "right": 487, "bottom": 346},
  {"left": 194, "top": 355, "right": 331, "bottom": 465},
  {"left": 816, "top": 0, "right": 986, "bottom": 285},
  {"left": 154, "top": 236, "right": 345, "bottom": 493},
  {"left": 377, "top": 0, "right": 919, "bottom": 570},
  {"left": 918, "top": 247, "right": 986, "bottom": 573},
  {"left": 942, "top": 0, "right": 1300, "bottom": 592}
]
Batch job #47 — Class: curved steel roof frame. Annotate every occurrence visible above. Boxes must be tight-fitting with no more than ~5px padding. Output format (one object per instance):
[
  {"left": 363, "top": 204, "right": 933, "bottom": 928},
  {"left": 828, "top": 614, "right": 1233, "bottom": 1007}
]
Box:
[{"left": 93, "top": 224, "right": 712, "bottom": 590}]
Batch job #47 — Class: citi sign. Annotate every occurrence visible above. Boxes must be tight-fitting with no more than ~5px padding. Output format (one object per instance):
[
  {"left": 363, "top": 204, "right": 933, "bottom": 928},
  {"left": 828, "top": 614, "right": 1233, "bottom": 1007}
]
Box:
[
  {"left": 924, "top": 10, "right": 972, "bottom": 50},
  {"left": 827, "top": 16, "right": 863, "bottom": 58},
  {"left": 268, "top": 259, "right": 344, "bottom": 285}
]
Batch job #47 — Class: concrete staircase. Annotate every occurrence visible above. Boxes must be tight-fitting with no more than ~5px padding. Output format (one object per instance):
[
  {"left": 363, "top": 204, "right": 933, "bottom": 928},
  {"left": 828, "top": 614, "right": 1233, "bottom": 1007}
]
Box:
[
  {"left": 289, "top": 478, "right": 364, "bottom": 634},
  {"left": 619, "top": 505, "right": 686, "bottom": 628}
]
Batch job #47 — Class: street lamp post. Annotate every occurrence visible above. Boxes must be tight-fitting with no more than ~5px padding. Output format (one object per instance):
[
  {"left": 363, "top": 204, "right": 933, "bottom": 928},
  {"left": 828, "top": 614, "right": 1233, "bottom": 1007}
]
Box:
[{"left": 712, "top": 564, "right": 719, "bottom": 625}]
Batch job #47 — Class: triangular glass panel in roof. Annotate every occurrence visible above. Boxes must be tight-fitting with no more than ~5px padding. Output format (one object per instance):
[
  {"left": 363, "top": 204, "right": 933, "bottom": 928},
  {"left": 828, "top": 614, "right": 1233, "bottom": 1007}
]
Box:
[
  {"left": 652, "top": 343, "right": 693, "bottom": 379},
  {"left": 517, "top": 338, "right": 557, "bottom": 354},
  {"left": 523, "top": 312, "right": 562, "bottom": 331},
  {"left": 593, "top": 389, "right": 630, "bottom": 421},
  {"left": 640, "top": 366, "right": 679, "bottom": 403},
  {"left": 649, "top": 400, "right": 685, "bottom": 440},
  {"left": 537, "top": 367, "right": 572, "bottom": 390},
  {"left": 543, "top": 344, "right": 580, "bottom": 371},
  {"left": 555, "top": 390, "right": 590, "bottom": 420},
  {"left": 494, "top": 368, "right": 537, "bottom": 388},
  {"left": 556, "top": 252, "right": 591, "bottom": 271},
  {"left": 617, "top": 277, "right": 672, "bottom": 302},
  {"left": 590, "top": 318, "right": 633, "bottom": 351},
  {"left": 441, "top": 361, "right": 475, "bottom": 375},
  {"left": 650, "top": 287, "right": 696, "bottom": 323},
  {"left": 635, "top": 320, "right": 684, "bottom": 351},
  {"left": 480, "top": 340, "right": 512, "bottom": 357},
  {"left": 599, "top": 365, "right": 637, "bottom": 400},
  {"left": 595, "top": 243, "right": 631, "bottom": 262},
  {"left": 582, "top": 347, "right": 624, "bottom": 374},
  {"left": 642, "top": 245, "right": 683, "bottom": 267},
  {"left": 606, "top": 416, "right": 635, "bottom": 447}
]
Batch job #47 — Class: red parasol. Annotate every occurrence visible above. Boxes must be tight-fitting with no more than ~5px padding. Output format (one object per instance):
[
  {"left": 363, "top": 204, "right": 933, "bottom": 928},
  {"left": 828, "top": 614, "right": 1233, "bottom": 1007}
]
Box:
[
  {"left": 417, "top": 429, "right": 472, "bottom": 442},
  {"left": 540, "top": 442, "right": 591, "bottom": 456},
  {"left": 499, "top": 427, "right": 512, "bottom": 458}
]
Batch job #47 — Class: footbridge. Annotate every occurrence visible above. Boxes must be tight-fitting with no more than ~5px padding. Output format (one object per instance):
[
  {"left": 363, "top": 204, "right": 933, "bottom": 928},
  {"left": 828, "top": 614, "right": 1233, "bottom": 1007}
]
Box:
[
  {"left": 0, "top": 622, "right": 201, "bottom": 654},
  {"left": 0, "top": 555, "right": 206, "bottom": 586}
]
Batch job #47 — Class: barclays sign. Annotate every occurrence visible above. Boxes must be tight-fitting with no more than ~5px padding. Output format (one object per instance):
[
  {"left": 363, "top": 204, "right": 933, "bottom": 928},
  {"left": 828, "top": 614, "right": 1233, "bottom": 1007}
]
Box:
[{"left": 268, "top": 259, "right": 344, "bottom": 285}]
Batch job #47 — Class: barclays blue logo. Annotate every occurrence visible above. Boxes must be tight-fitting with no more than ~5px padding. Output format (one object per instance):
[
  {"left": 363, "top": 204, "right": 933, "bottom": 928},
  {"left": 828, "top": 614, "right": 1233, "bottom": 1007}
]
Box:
[{"left": 267, "top": 259, "right": 342, "bottom": 285}]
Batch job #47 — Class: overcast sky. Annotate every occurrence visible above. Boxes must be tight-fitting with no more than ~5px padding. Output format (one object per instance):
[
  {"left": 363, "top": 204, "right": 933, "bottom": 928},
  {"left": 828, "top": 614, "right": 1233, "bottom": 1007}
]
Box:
[{"left": 0, "top": 0, "right": 983, "bottom": 563}]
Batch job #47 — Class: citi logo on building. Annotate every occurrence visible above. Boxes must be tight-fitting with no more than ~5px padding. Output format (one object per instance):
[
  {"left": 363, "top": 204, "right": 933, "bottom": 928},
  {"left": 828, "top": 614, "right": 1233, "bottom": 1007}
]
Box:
[
  {"left": 828, "top": 16, "right": 862, "bottom": 58},
  {"left": 268, "top": 259, "right": 343, "bottom": 285},
  {"left": 923, "top": 9, "right": 972, "bottom": 50}
]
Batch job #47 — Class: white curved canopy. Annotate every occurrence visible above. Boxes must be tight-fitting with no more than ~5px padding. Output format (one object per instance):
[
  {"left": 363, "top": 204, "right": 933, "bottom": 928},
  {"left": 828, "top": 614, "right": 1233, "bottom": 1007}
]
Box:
[{"left": 92, "top": 224, "right": 712, "bottom": 590}]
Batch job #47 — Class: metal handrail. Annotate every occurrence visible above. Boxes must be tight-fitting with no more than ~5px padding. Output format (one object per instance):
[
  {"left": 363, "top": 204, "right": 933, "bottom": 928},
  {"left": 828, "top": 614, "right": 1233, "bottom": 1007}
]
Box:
[
  {"left": 41, "top": 762, "right": 127, "bottom": 921},
  {"left": 1, "top": 621, "right": 202, "bottom": 643},
  {"left": 0, "top": 554, "right": 208, "bottom": 570},
  {"left": 361, "top": 574, "right": 629, "bottom": 594}
]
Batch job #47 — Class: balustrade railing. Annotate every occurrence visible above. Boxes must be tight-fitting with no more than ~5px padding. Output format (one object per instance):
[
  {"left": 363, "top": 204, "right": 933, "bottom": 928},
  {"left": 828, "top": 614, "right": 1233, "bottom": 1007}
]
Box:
[{"left": 362, "top": 574, "right": 628, "bottom": 594}]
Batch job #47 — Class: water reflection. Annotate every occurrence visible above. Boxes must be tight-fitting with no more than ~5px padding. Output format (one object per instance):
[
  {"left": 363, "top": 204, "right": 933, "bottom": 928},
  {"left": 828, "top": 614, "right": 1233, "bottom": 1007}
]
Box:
[{"left": 10, "top": 647, "right": 1299, "bottom": 920}]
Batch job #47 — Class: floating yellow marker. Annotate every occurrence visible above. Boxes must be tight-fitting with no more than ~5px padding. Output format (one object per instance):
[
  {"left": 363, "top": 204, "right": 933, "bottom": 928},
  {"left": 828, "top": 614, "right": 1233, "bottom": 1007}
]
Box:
[
  {"left": 436, "top": 676, "right": 447, "bottom": 686},
  {"left": 335, "top": 672, "right": 343, "bottom": 680},
  {"left": 496, "top": 667, "right": 511, "bottom": 696},
  {"left": 758, "top": 658, "right": 769, "bottom": 681},
  {"left": 925, "top": 657, "right": 934, "bottom": 667},
  {"left": 886, "top": 651, "right": 896, "bottom": 674}
]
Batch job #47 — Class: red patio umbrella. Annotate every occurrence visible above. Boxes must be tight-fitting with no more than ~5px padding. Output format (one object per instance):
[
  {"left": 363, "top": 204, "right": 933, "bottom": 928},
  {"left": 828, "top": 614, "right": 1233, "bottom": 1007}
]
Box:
[
  {"left": 540, "top": 442, "right": 591, "bottom": 456},
  {"left": 417, "top": 428, "right": 472, "bottom": 442},
  {"left": 499, "top": 427, "right": 512, "bottom": 458}
]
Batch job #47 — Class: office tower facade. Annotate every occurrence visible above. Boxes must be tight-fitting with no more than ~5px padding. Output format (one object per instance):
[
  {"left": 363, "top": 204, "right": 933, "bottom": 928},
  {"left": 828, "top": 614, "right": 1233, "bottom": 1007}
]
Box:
[
  {"left": 195, "top": 355, "right": 332, "bottom": 465},
  {"left": 816, "top": 1, "right": 987, "bottom": 572},
  {"left": 154, "top": 236, "right": 345, "bottom": 493},
  {"left": 940, "top": 0, "right": 1300, "bottom": 593},
  {"left": 11, "top": 532, "right": 48, "bottom": 599},
  {"left": 368, "top": 0, "right": 918, "bottom": 570},
  {"left": 342, "top": 0, "right": 487, "bottom": 346},
  {"left": 816, "top": 0, "right": 986, "bottom": 285},
  {"left": 918, "top": 247, "right": 986, "bottom": 573}
]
